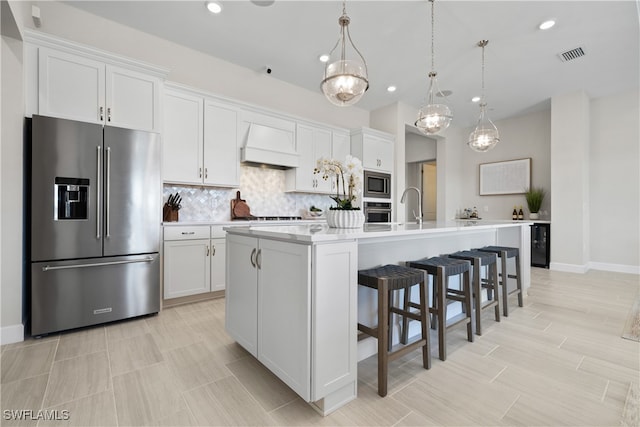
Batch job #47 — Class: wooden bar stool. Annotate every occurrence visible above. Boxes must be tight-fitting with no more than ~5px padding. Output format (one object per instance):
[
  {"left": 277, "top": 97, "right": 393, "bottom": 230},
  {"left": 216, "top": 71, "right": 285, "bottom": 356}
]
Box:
[
  {"left": 477, "top": 246, "right": 523, "bottom": 316},
  {"left": 357, "top": 264, "right": 431, "bottom": 397},
  {"left": 448, "top": 250, "right": 500, "bottom": 335},
  {"left": 407, "top": 256, "right": 473, "bottom": 361}
]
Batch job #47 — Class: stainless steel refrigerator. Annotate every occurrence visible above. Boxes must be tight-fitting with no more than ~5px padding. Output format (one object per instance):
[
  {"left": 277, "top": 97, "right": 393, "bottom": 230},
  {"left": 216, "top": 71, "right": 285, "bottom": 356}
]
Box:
[{"left": 28, "top": 115, "right": 161, "bottom": 336}]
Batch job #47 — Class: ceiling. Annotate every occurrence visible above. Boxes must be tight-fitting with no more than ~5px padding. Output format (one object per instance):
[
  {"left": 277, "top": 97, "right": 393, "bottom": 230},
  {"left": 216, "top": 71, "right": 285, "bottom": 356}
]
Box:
[{"left": 64, "top": 0, "right": 639, "bottom": 128}]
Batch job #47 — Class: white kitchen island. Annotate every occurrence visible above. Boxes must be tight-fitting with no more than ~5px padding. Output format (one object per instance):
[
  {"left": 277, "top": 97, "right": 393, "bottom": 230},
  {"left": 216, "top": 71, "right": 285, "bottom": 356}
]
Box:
[{"left": 224, "top": 220, "right": 531, "bottom": 415}]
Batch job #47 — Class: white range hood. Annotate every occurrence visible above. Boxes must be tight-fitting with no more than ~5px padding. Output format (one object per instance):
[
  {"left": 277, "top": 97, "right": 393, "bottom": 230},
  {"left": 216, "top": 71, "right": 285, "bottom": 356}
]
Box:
[{"left": 240, "top": 110, "right": 299, "bottom": 169}]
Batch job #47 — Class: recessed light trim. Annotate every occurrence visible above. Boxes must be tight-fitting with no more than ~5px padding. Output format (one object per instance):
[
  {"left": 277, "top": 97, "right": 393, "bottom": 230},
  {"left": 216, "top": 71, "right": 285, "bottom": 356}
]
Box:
[
  {"left": 539, "top": 20, "right": 555, "bottom": 30},
  {"left": 206, "top": 1, "right": 223, "bottom": 14},
  {"left": 387, "top": 86, "right": 397, "bottom": 93},
  {"left": 318, "top": 54, "right": 330, "bottom": 63},
  {"left": 471, "top": 96, "right": 481, "bottom": 103}
]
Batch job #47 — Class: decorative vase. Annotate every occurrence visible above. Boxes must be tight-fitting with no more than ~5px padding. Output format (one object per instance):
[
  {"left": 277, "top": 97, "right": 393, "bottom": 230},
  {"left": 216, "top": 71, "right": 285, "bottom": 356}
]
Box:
[
  {"left": 529, "top": 212, "right": 539, "bottom": 220},
  {"left": 326, "top": 209, "right": 365, "bottom": 228}
]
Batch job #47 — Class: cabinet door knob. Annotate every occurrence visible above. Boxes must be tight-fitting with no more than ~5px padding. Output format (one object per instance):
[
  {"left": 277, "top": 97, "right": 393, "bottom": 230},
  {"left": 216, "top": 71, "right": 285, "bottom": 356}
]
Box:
[
  {"left": 107, "top": 107, "right": 112, "bottom": 122},
  {"left": 99, "top": 106, "right": 104, "bottom": 121},
  {"left": 256, "top": 249, "right": 262, "bottom": 269},
  {"left": 199, "top": 167, "right": 203, "bottom": 178},
  {"left": 204, "top": 168, "right": 208, "bottom": 179},
  {"left": 206, "top": 246, "right": 210, "bottom": 256},
  {"left": 211, "top": 244, "right": 216, "bottom": 256}
]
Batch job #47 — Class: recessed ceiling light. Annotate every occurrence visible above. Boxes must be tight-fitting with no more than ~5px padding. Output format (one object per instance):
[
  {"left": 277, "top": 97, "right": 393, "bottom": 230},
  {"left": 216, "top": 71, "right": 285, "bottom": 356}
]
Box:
[
  {"left": 206, "top": 1, "right": 223, "bottom": 14},
  {"left": 318, "top": 54, "right": 330, "bottom": 63},
  {"left": 387, "top": 86, "right": 397, "bottom": 93},
  {"left": 539, "top": 20, "right": 555, "bottom": 30},
  {"left": 471, "top": 96, "right": 481, "bottom": 103}
]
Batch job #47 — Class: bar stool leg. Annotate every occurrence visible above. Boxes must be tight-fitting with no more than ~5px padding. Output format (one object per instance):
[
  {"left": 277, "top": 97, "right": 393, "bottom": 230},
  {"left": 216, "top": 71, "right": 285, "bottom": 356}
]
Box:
[
  {"left": 419, "top": 278, "right": 431, "bottom": 369},
  {"left": 515, "top": 254, "right": 523, "bottom": 307},
  {"left": 500, "top": 250, "right": 509, "bottom": 317},
  {"left": 463, "top": 269, "right": 474, "bottom": 342},
  {"left": 437, "top": 266, "right": 447, "bottom": 361},
  {"left": 472, "top": 258, "right": 482, "bottom": 336},
  {"left": 378, "top": 281, "right": 389, "bottom": 397},
  {"left": 401, "top": 286, "right": 410, "bottom": 344},
  {"left": 491, "top": 262, "right": 501, "bottom": 322}
]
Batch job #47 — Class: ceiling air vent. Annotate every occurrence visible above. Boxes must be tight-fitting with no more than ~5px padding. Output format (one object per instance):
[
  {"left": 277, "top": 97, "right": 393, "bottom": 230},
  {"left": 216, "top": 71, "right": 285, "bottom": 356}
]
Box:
[{"left": 559, "top": 46, "right": 586, "bottom": 62}]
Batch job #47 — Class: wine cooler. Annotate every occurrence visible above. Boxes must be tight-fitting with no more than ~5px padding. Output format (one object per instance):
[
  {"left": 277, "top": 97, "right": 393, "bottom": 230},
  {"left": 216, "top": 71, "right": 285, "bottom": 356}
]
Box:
[{"left": 531, "top": 222, "right": 550, "bottom": 268}]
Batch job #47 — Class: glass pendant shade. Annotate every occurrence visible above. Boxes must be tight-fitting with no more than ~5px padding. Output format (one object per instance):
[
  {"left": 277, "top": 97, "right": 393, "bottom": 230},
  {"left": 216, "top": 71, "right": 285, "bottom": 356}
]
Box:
[
  {"left": 468, "top": 103, "right": 499, "bottom": 152},
  {"left": 321, "top": 5, "right": 369, "bottom": 107},
  {"left": 322, "top": 59, "right": 369, "bottom": 107},
  {"left": 415, "top": 72, "right": 452, "bottom": 134},
  {"left": 415, "top": 0, "right": 452, "bottom": 135},
  {"left": 468, "top": 39, "right": 498, "bottom": 152}
]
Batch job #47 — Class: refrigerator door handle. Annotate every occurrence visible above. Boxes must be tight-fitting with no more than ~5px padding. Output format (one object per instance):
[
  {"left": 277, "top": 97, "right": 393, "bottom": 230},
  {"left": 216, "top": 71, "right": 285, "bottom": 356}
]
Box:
[
  {"left": 96, "top": 146, "right": 101, "bottom": 239},
  {"left": 42, "top": 257, "right": 155, "bottom": 272},
  {"left": 106, "top": 146, "right": 111, "bottom": 238}
]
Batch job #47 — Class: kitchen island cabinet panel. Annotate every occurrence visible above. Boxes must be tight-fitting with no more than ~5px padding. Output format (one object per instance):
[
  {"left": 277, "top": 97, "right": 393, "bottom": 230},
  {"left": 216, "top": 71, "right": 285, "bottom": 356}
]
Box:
[
  {"left": 225, "top": 234, "right": 259, "bottom": 356},
  {"left": 225, "top": 233, "right": 357, "bottom": 409},
  {"left": 257, "top": 239, "right": 311, "bottom": 400}
]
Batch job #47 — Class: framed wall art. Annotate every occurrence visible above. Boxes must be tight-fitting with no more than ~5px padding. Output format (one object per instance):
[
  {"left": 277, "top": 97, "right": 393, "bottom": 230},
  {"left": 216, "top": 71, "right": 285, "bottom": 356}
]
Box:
[{"left": 479, "top": 158, "right": 531, "bottom": 195}]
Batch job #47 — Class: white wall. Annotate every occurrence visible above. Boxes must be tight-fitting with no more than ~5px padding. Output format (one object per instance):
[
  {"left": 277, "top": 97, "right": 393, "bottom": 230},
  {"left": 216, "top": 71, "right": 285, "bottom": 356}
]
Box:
[
  {"left": 455, "top": 109, "right": 551, "bottom": 220},
  {"left": 1, "top": 30, "right": 25, "bottom": 343},
  {"left": 589, "top": 90, "right": 640, "bottom": 271},
  {"left": 405, "top": 132, "right": 436, "bottom": 162},
  {"left": 550, "top": 91, "right": 591, "bottom": 272}
]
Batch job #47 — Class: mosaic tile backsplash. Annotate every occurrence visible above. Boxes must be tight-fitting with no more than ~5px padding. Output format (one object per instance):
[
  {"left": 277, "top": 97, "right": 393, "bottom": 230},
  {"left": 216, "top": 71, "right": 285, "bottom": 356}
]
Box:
[{"left": 163, "top": 165, "right": 334, "bottom": 222}]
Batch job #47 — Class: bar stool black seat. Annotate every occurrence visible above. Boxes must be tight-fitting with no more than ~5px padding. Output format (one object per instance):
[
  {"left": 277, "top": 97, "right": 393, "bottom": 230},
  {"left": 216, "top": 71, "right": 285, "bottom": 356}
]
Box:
[
  {"left": 477, "top": 246, "right": 523, "bottom": 316},
  {"left": 448, "top": 250, "right": 500, "bottom": 335},
  {"left": 357, "top": 264, "right": 431, "bottom": 397},
  {"left": 406, "top": 256, "right": 473, "bottom": 361}
]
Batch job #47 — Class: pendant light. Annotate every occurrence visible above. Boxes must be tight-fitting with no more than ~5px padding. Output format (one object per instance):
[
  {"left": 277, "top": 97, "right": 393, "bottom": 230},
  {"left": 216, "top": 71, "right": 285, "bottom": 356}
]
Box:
[
  {"left": 415, "top": 0, "right": 452, "bottom": 135},
  {"left": 468, "top": 40, "right": 499, "bottom": 152},
  {"left": 321, "top": 1, "right": 369, "bottom": 107}
]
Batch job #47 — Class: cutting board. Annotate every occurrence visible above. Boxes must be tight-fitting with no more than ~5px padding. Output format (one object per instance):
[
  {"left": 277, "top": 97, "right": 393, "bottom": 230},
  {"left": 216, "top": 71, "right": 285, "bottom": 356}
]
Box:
[{"left": 231, "top": 191, "right": 252, "bottom": 219}]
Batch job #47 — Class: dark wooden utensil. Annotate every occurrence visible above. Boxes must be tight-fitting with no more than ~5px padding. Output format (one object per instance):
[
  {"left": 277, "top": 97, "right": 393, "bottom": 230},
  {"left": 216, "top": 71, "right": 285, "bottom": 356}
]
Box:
[{"left": 231, "top": 191, "right": 252, "bottom": 218}]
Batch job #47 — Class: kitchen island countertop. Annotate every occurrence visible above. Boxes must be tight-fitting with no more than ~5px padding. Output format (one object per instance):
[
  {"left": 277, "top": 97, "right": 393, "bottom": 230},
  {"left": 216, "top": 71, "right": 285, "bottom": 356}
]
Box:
[{"left": 224, "top": 220, "right": 532, "bottom": 243}]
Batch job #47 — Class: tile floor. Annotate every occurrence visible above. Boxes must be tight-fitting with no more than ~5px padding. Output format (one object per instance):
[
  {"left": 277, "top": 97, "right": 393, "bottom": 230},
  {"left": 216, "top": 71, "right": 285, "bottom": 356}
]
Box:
[{"left": 1, "top": 268, "right": 638, "bottom": 426}]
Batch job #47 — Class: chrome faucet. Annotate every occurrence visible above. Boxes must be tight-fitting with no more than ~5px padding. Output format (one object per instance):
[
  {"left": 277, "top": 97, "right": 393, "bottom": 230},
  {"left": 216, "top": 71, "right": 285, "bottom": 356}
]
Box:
[{"left": 400, "top": 187, "right": 423, "bottom": 224}]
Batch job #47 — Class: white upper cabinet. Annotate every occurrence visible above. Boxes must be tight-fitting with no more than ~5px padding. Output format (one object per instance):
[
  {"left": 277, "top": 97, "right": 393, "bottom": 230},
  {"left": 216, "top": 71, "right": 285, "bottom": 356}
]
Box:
[
  {"left": 286, "top": 124, "right": 351, "bottom": 194},
  {"left": 162, "top": 85, "right": 240, "bottom": 187},
  {"left": 37, "top": 46, "right": 162, "bottom": 132},
  {"left": 203, "top": 100, "right": 240, "bottom": 187},
  {"left": 350, "top": 128, "right": 394, "bottom": 173},
  {"left": 163, "top": 89, "right": 203, "bottom": 184}
]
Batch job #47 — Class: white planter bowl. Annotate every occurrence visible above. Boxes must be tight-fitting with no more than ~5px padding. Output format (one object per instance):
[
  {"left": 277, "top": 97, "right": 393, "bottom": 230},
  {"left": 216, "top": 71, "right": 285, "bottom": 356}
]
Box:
[
  {"left": 529, "top": 212, "right": 539, "bottom": 220},
  {"left": 326, "top": 209, "right": 365, "bottom": 228}
]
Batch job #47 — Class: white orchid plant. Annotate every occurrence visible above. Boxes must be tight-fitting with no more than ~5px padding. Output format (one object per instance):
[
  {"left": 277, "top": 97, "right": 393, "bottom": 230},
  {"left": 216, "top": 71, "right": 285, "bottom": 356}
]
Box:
[{"left": 314, "top": 155, "right": 363, "bottom": 210}]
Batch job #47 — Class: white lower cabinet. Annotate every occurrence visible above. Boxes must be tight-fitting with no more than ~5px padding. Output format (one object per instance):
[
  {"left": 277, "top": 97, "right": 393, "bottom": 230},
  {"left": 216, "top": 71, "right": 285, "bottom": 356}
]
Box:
[
  {"left": 225, "top": 233, "right": 357, "bottom": 410},
  {"left": 163, "top": 226, "right": 226, "bottom": 299}
]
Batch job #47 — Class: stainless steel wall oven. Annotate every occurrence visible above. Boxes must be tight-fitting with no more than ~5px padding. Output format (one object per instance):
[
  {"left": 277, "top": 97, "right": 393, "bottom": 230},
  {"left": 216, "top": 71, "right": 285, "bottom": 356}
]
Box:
[{"left": 364, "top": 201, "right": 392, "bottom": 223}]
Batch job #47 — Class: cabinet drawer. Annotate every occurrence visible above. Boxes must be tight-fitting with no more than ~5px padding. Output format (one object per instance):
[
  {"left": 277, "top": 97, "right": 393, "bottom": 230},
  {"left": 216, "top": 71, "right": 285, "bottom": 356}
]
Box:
[
  {"left": 164, "top": 226, "right": 210, "bottom": 241},
  {"left": 211, "top": 226, "right": 226, "bottom": 238}
]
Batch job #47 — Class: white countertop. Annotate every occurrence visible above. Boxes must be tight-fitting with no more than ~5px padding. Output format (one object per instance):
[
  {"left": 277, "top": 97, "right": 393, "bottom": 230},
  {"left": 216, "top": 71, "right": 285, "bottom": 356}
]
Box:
[
  {"left": 162, "top": 219, "right": 326, "bottom": 227},
  {"left": 224, "top": 220, "right": 533, "bottom": 243}
]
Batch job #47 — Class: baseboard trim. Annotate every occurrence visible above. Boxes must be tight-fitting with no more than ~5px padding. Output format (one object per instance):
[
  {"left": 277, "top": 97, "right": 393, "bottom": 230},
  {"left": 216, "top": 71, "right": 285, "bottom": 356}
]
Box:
[
  {"left": 589, "top": 262, "right": 640, "bottom": 275},
  {"left": 550, "top": 262, "right": 589, "bottom": 274},
  {"left": 1, "top": 323, "right": 24, "bottom": 345}
]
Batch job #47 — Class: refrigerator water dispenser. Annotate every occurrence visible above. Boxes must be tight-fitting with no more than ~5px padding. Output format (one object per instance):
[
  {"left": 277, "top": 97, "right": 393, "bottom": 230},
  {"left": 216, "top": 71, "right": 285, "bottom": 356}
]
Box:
[{"left": 54, "top": 177, "right": 89, "bottom": 220}]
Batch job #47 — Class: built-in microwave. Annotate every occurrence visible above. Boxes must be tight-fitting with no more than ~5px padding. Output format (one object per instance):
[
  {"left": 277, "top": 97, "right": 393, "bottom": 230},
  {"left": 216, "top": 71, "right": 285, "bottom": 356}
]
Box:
[{"left": 363, "top": 170, "right": 391, "bottom": 199}]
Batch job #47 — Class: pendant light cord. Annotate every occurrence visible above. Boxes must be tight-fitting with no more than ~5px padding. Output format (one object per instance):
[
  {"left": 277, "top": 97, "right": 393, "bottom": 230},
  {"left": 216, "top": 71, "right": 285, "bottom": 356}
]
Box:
[{"left": 430, "top": 0, "right": 435, "bottom": 73}]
